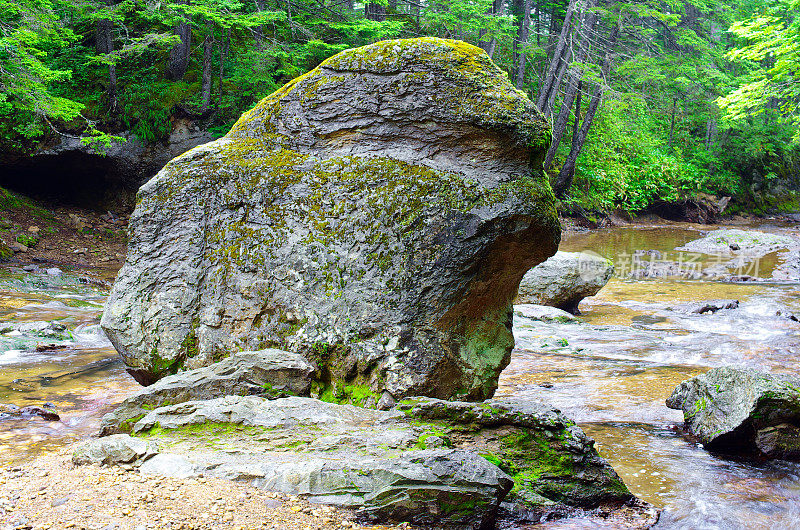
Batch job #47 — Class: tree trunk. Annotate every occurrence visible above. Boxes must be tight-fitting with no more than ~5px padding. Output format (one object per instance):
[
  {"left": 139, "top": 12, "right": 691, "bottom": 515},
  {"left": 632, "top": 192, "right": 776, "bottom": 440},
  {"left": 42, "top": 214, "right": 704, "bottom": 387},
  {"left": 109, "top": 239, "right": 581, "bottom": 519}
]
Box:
[
  {"left": 366, "top": 3, "right": 387, "bottom": 20},
  {"left": 553, "top": 22, "right": 619, "bottom": 196},
  {"left": 166, "top": 17, "right": 192, "bottom": 81},
  {"left": 95, "top": 13, "right": 118, "bottom": 114},
  {"left": 217, "top": 28, "right": 229, "bottom": 110},
  {"left": 668, "top": 97, "right": 677, "bottom": 148},
  {"left": 514, "top": 0, "right": 533, "bottom": 88},
  {"left": 536, "top": 0, "right": 577, "bottom": 112},
  {"left": 544, "top": 0, "right": 598, "bottom": 172},
  {"left": 479, "top": 0, "right": 505, "bottom": 58},
  {"left": 201, "top": 23, "right": 214, "bottom": 112}
]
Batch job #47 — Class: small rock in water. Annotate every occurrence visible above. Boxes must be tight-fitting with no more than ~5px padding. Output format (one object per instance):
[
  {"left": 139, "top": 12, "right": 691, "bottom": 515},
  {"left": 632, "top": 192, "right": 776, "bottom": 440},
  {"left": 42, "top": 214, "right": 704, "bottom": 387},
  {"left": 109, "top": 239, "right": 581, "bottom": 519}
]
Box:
[
  {"left": 18, "top": 405, "right": 60, "bottom": 421},
  {"left": 667, "top": 367, "right": 800, "bottom": 458},
  {"left": 35, "top": 344, "right": 68, "bottom": 353},
  {"left": 46, "top": 267, "right": 62, "bottom": 276},
  {"left": 673, "top": 299, "right": 739, "bottom": 314},
  {"left": 22, "top": 264, "right": 37, "bottom": 272}
]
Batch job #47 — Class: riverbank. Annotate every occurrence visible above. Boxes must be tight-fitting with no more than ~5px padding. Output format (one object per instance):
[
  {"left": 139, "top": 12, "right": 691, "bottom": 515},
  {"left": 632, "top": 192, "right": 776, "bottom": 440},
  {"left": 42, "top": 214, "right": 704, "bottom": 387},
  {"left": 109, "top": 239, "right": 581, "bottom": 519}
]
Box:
[{"left": 0, "top": 188, "right": 127, "bottom": 272}]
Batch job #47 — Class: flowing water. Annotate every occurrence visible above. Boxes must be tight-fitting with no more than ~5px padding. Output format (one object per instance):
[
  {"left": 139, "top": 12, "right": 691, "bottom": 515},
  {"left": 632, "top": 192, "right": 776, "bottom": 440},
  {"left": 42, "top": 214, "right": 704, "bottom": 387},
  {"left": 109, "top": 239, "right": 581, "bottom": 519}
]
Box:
[
  {"left": 498, "top": 222, "right": 800, "bottom": 529},
  {"left": 2, "top": 222, "right": 800, "bottom": 528},
  {"left": 0, "top": 267, "right": 137, "bottom": 462}
]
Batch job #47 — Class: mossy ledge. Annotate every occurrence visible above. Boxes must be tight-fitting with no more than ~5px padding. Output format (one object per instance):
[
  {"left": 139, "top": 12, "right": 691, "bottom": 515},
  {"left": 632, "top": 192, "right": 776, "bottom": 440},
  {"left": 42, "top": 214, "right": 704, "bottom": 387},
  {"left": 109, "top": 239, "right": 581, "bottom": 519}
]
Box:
[{"left": 101, "top": 37, "right": 559, "bottom": 400}]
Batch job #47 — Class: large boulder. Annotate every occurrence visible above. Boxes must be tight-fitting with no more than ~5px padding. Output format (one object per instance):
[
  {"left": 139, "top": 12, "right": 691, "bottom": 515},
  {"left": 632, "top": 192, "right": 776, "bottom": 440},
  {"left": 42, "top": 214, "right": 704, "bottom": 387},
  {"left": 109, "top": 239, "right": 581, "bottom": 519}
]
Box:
[
  {"left": 99, "top": 348, "right": 314, "bottom": 434},
  {"left": 101, "top": 37, "right": 560, "bottom": 401},
  {"left": 516, "top": 251, "right": 613, "bottom": 314},
  {"left": 667, "top": 367, "right": 800, "bottom": 458},
  {"left": 86, "top": 395, "right": 646, "bottom": 527}
]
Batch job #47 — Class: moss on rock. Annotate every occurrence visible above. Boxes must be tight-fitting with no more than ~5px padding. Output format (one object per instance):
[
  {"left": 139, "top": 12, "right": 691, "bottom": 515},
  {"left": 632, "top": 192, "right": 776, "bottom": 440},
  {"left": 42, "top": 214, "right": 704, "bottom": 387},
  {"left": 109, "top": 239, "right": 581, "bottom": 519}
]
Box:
[{"left": 101, "top": 37, "right": 559, "bottom": 400}]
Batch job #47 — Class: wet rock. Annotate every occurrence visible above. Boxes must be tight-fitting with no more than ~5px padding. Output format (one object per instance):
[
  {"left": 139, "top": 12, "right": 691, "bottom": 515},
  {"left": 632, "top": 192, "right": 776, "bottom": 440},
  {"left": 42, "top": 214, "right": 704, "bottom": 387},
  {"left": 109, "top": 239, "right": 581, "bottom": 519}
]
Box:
[
  {"left": 101, "top": 38, "right": 559, "bottom": 401},
  {"left": 399, "top": 398, "right": 633, "bottom": 510},
  {"left": 673, "top": 299, "right": 739, "bottom": 314},
  {"left": 100, "top": 349, "right": 314, "bottom": 434},
  {"left": 45, "top": 267, "right": 61, "bottom": 276},
  {"left": 754, "top": 424, "right": 800, "bottom": 459},
  {"left": 72, "top": 434, "right": 159, "bottom": 466},
  {"left": 678, "top": 229, "right": 798, "bottom": 256},
  {"left": 514, "top": 304, "right": 578, "bottom": 323},
  {"left": 1, "top": 403, "right": 60, "bottom": 421},
  {"left": 22, "top": 264, "right": 37, "bottom": 272},
  {"left": 667, "top": 367, "right": 800, "bottom": 458},
  {"left": 18, "top": 405, "right": 60, "bottom": 421},
  {"left": 516, "top": 251, "right": 613, "bottom": 314},
  {"left": 776, "top": 308, "right": 799, "bottom": 322}
]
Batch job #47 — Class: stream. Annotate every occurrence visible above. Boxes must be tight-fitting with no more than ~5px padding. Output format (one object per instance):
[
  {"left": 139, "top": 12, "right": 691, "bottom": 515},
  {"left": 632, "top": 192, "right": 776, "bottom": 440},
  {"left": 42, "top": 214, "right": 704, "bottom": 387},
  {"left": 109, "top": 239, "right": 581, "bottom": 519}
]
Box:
[{"left": 2, "top": 221, "right": 800, "bottom": 528}]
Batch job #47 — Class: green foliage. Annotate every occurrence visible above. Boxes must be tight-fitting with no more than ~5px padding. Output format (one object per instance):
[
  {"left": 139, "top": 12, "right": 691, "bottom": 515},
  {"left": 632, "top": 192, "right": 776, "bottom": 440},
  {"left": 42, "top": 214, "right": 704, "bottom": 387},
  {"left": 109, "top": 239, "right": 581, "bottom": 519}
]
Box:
[{"left": 719, "top": 1, "right": 800, "bottom": 143}]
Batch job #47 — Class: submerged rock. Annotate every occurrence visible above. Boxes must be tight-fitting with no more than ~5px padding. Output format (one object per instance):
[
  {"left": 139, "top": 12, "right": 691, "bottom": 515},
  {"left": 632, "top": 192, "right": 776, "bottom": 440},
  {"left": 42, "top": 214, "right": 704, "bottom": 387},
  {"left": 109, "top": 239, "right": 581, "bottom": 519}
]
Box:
[
  {"left": 99, "top": 349, "right": 314, "bottom": 434},
  {"left": 101, "top": 38, "right": 559, "bottom": 401},
  {"left": 516, "top": 251, "right": 613, "bottom": 314},
  {"left": 667, "top": 367, "right": 800, "bottom": 458}
]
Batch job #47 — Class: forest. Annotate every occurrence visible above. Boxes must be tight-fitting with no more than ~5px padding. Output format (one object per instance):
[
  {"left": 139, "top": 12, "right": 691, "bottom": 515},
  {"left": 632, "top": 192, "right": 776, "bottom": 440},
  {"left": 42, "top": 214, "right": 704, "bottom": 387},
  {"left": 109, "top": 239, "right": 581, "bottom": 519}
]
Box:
[{"left": 2, "top": 0, "right": 799, "bottom": 215}]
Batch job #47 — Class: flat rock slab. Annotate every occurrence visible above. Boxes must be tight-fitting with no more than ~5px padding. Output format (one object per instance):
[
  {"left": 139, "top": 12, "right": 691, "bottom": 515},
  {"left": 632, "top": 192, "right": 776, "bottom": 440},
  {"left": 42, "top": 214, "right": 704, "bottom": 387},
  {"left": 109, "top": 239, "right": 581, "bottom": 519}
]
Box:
[
  {"left": 677, "top": 229, "right": 797, "bottom": 256},
  {"left": 82, "top": 395, "right": 644, "bottom": 527},
  {"left": 667, "top": 367, "right": 800, "bottom": 457},
  {"left": 139, "top": 449, "right": 512, "bottom": 528},
  {"left": 100, "top": 349, "right": 314, "bottom": 434},
  {"left": 516, "top": 251, "right": 613, "bottom": 314}
]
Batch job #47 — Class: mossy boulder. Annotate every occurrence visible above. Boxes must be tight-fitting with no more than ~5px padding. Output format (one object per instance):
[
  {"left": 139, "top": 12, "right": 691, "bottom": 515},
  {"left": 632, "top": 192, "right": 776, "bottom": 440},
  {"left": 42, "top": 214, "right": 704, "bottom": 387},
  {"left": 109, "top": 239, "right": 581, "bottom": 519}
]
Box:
[
  {"left": 101, "top": 37, "right": 559, "bottom": 400},
  {"left": 88, "top": 395, "right": 651, "bottom": 527},
  {"left": 667, "top": 367, "right": 800, "bottom": 458}
]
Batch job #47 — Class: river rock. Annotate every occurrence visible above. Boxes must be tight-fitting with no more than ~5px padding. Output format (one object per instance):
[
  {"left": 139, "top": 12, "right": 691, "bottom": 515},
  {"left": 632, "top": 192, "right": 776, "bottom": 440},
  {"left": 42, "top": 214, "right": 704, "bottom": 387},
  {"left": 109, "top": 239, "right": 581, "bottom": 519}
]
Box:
[
  {"left": 666, "top": 367, "right": 800, "bottom": 457},
  {"left": 72, "top": 434, "right": 159, "bottom": 466},
  {"left": 672, "top": 299, "right": 739, "bottom": 314},
  {"left": 516, "top": 251, "right": 613, "bottom": 314},
  {"left": 678, "top": 229, "right": 798, "bottom": 256},
  {"left": 100, "top": 37, "right": 560, "bottom": 401},
  {"left": 99, "top": 349, "right": 314, "bottom": 434},
  {"left": 513, "top": 304, "right": 578, "bottom": 323},
  {"left": 112, "top": 394, "right": 638, "bottom": 526}
]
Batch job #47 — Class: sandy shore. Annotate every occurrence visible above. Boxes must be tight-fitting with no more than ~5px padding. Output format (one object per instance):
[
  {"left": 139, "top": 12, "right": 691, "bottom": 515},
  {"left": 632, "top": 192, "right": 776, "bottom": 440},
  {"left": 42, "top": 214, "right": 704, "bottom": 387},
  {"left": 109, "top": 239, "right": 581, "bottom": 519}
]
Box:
[{"left": 0, "top": 449, "right": 413, "bottom": 530}]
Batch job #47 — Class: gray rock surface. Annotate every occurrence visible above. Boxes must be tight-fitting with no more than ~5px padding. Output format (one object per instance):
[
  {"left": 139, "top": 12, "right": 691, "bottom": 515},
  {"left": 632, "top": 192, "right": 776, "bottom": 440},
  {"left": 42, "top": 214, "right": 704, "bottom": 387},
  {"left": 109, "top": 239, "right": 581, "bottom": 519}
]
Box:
[
  {"left": 140, "top": 448, "right": 512, "bottom": 528},
  {"left": 667, "top": 367, "right": 800, "bottom": 457},
  {"left": 99, "top": 349, "right": 314, "bottom": 434},
  {"left": 101, "top": 38, "right": 560, "bottom": 401},
  {"left": 514, "top": 304, "right": 579, "bottom": 322},
  {"left": 115, "top": 395, "right": 634, "bottom": 521},
  {"left": 516, "top": 251, "right": 613, "bottom": 314},
  {"left": 677, "top": 229, "right": 798, "bottom": 256},
  {"left": 72, "top": 434, "right": 159, "bottom": 466}
]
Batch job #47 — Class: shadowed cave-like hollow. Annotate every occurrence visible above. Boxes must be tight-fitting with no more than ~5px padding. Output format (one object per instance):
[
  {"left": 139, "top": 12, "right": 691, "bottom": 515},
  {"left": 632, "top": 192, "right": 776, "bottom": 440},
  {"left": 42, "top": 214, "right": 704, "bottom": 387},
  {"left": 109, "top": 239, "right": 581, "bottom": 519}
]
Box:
[{"left": 2, "top": 151, "right": 139, "bottom": 211}]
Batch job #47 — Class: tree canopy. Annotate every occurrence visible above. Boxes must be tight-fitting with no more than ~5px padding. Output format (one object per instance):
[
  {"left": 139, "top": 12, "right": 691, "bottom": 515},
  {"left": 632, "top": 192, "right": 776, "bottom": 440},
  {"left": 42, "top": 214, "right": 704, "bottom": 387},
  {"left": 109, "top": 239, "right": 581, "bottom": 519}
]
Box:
[{"left": 2, "top": 0, "right": 799, "bottom": 214}]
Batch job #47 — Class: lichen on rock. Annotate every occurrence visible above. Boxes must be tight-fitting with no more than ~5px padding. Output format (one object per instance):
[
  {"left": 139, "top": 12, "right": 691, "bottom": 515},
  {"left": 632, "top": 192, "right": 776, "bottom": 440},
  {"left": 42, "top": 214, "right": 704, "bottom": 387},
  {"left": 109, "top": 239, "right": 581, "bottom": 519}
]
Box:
[{"left": 101, "top": 37, "right": 559, "bottom": 401}]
